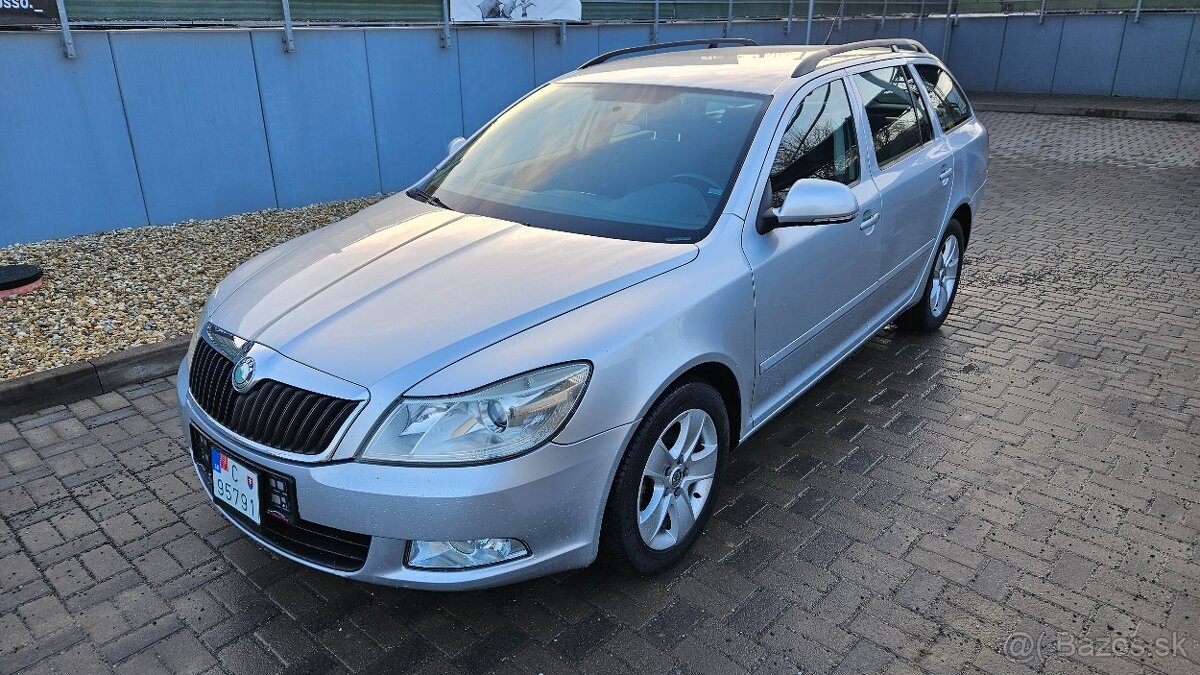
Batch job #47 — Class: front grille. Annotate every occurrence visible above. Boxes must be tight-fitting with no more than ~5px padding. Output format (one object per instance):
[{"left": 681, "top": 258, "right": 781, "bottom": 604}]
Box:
[
  {"left": 188, "top": 338, "right": 359, "bottom": 455},
  {"left": 191, "top": 427, "right": 371, "bottom": 572}
]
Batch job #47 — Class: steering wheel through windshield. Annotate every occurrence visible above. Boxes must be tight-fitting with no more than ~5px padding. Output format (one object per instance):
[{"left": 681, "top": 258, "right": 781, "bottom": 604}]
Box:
[{"left": 669, "top": 173, "right": 723, "bottom": 198}]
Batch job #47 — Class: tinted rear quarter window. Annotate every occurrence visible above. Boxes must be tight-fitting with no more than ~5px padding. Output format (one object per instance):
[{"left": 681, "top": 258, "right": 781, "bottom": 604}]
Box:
[
  {"left": 915, "top": 64, "right": 973, "bottom": 133},
  {"left": 902, "top": 67, "right": 935, "bottom": 143}
]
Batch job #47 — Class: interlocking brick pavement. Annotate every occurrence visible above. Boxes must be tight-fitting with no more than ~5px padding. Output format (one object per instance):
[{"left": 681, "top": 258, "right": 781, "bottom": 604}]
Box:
[{"left": 2, "top": 111, "right": 1198, "bottom": 674}]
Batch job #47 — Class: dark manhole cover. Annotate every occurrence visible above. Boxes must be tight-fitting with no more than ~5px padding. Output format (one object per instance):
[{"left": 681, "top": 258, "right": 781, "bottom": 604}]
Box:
[{"left": 0, "top": 264, "right": 43, "bottom": 298}]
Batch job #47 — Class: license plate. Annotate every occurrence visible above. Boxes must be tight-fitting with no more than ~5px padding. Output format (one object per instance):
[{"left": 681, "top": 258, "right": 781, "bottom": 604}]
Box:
[{"left": 210, "top": 449, "right": 260, "bottom": 525}]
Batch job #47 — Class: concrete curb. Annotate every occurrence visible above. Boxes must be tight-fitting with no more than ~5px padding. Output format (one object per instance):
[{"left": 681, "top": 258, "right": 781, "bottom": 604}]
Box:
[
  {"left": 1, "top": 337, "right": 189, "bottom": 419},
  {"left": 973, "top": 102, "right": 1200, "bottom": 124}
]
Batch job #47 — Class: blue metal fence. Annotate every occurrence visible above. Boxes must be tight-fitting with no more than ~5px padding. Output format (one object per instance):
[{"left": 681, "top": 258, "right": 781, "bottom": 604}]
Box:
[{"left": 2, "top": 14, "right": 1198, "bottom": 246}]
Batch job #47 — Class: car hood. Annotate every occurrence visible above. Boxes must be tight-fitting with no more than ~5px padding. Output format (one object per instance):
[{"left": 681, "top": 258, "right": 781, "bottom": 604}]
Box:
[{"left": 208, "top": 196, "right": 697, "bottom": 389}]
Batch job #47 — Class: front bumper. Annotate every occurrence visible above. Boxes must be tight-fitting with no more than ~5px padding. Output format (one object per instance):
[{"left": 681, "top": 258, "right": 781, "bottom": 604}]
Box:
[{"left": 177, "top": 365, "right": 632, "bottom": 590}]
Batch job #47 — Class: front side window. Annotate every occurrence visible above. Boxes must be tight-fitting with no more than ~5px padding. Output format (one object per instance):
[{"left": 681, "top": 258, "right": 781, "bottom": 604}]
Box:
[
  {"left": 417, "top": 82, "right": 767, "bottom": 244},
  {"left": 768, "top": 80, "right": 860, "bottom": 208},
  {"left": 915, "top": 64, "right": 972, "bottom": 133},
  {"left": 852, "top": 66, "right": 926, "bottom": 168}
]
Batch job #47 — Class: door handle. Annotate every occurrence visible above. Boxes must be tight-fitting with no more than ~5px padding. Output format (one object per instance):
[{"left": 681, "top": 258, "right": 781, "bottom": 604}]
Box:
[
  {"left": 939, "top": 165, "right": 953, "bottom": 184},
  {"left": 860, "top": 211, "right": 880, "bottom": 231}
]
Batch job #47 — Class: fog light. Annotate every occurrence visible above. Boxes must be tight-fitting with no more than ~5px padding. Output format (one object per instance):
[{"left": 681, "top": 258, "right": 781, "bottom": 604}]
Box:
[{"left": 406, "top": 538, "right": 530, "bottom": 570}]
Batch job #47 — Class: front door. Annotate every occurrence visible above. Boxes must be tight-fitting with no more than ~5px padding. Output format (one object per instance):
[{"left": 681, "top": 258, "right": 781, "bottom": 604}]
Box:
[{"left": 742, "top": 77, "right": 883, "bottom": 424}]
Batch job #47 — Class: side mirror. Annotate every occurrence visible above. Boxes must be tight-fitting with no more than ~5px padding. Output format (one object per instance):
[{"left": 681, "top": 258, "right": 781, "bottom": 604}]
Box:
[
  {"left": 759, "top": 179, "right": 859, "bottom": 233},
  {"left": 446, "top": 136, "right": 467, "bottom": 158}
]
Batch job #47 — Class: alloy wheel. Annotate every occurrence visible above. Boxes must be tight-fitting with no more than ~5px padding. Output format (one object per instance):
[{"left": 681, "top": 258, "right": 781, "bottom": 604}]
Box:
[
  {"left": 636, "top": 408, "right": 718, "bottom": 551},
  {"left": 929, "top": 235, "right": 960, "bottom": 318}
]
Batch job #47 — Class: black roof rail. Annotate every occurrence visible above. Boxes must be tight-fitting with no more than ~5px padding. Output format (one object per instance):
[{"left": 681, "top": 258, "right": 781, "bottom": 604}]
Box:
[
  {"left": 790, "top": 38, "right": 929, "bottom": 78},
  {"left": 578, "top": 38, "right": 759, "bottom": 69}
]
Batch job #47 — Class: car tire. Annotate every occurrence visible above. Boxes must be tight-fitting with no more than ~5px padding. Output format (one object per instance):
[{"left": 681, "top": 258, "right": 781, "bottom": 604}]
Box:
[
  {"left": 600, "top": 380, "right": 729, "bottom": 575},
  {"left": 897, "top": 219, "right": 965, "bottom": 333}
]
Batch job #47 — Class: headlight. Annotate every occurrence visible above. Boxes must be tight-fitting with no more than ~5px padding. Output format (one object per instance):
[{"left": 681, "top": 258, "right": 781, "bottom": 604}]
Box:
[{"left": 360, "top": 362, "right": 591, "bottom": 465}]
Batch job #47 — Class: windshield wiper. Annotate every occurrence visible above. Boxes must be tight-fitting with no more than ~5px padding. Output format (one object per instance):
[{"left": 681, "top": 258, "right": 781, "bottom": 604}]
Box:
[{"left": 408, "top": 187, "right": 450, "bottom": 210}]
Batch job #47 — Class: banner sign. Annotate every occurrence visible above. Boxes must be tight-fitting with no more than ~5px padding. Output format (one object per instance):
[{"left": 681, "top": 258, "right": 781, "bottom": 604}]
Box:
[
  {"left": 0, "top": 0, "right": 58, "bottom": 25},
  {"left": 450, "top": 0, "right": 581, "bottom": 22}
]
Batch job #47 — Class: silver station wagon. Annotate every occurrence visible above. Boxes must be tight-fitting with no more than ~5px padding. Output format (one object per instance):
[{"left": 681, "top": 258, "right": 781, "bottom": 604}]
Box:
[{"left": 180, "top": 38, "right": 987, "bottom": 589}]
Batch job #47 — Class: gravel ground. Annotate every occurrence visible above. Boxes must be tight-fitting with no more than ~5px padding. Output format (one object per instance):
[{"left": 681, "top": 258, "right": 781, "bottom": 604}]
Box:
[{"left": 0, "top": 196, "right": 386, "bottom": 382}]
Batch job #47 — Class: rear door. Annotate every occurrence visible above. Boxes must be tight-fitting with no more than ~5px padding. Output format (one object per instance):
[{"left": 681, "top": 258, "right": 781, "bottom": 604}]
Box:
[
  {"left": 849, "top": 64, "right": 953, "bottom": 301},
  {"left": 914, "top": 63, "right": 989, "bottom": 209}
]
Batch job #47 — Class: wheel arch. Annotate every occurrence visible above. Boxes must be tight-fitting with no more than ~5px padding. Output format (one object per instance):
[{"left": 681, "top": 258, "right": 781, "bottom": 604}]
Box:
[
  {"left": 629, "top": 356, "right": 747, "bottom": 452},
  {"left": 672, "top": 361, "right": 743, "bottom": 450},
  {"left": 951, "top": 202, "right": 972, "bottom": 249}
]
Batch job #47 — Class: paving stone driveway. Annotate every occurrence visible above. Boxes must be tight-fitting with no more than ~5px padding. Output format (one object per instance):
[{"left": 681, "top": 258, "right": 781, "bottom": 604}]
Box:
[{"left": 3, "top": 111, "right": 1199, "bottom": 675}]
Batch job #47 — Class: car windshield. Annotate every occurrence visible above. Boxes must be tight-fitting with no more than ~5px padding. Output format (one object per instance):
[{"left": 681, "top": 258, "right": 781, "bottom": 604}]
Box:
[{"left": 416, "top": 82, "right": 768, "bottom": 244}]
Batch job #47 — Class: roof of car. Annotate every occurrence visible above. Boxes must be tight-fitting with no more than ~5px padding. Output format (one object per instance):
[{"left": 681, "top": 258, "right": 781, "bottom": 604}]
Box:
[{"left": 557, "top": 43, "right": 935, "bottom": 95}]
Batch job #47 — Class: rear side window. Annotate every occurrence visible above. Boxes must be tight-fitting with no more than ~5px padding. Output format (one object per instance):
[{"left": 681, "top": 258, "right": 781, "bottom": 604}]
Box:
[
  {"left": 768, "top": 80, "right": 860, "bottom": 207},
  {"left": 902, "top": 68, "right": 935, "bottom": 143},
  {"left": 852, "top": 67, "right": 926, "bottom": 168},
  {"left": 915, "top": 64, "right": 972, "bottom": 133}
]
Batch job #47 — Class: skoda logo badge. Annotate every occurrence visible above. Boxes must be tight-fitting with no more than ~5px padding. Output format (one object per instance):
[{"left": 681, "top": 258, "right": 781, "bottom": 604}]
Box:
[{"left": 232, "top": 356, "right": 256, "bottom": 393}]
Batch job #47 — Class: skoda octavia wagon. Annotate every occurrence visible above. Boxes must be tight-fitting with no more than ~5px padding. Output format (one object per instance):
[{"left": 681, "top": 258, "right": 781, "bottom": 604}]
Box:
[{"left": 180, "top": 38, "right": 987, "bottom": 589}]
